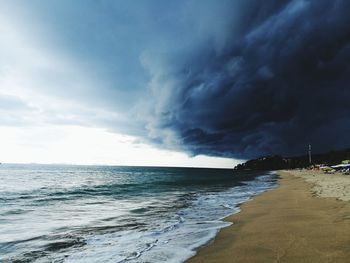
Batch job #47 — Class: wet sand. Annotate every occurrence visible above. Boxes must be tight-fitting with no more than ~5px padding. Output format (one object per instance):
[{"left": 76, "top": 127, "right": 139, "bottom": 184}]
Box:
[{"left": 187, "top": 171, "right": 350, "bottom": 263}]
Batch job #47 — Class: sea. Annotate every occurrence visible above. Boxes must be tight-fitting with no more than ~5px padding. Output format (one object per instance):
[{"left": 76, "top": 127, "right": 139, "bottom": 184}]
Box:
[{"left": 0, "top": 164, "right": 277, "bottom": 263}]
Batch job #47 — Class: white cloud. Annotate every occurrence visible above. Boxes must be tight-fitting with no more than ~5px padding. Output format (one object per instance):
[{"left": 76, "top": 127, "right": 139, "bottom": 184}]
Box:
[{"left": 0, "top": 125, "right": 238, "bottom": 168}]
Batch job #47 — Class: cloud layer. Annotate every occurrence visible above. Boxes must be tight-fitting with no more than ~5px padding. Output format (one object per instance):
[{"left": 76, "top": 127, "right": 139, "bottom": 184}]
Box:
[
  {"left": 142, "top": 0, "right": 350, "bottom": 158},
  {"left": 1, "top": 0, "right": 350, "bottom": 160}
]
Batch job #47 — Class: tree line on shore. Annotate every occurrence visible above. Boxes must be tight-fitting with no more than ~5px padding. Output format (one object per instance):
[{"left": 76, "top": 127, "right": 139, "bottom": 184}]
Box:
[{"left": 234, "top": 148, "right": 350, "bottom": 171}]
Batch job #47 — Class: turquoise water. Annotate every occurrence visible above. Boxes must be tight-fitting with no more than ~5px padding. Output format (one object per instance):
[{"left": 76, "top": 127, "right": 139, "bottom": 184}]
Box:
[{"left": 0, "top": 164, "right": 277, "bottom": 262}]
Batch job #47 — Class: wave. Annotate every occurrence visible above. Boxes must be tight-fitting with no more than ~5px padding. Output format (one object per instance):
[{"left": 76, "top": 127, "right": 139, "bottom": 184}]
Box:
[{"left": 0, "top": 165, "right": 277, "bottom": 263}]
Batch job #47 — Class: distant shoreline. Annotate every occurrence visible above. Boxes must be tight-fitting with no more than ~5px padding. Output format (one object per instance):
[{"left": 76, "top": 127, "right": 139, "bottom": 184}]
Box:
[
  {"left": 0, "top": 162, "right": 234, "bottom": 170},
  {"left": 187, "top": 170, "right": 350, "bottom": 262}
]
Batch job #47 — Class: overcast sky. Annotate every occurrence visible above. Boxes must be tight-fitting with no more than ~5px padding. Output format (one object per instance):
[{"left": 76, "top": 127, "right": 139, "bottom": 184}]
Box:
[
  {"left": 0, "top": 0, "right": 241, "bottom": 167},
  {"left": 1, "top": 0, "right": 349, "bottom": 167}
]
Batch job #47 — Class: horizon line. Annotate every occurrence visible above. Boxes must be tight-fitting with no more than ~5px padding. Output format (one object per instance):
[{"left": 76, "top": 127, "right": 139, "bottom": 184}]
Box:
[{"left": 0, "top": 162, "right": 239, "bottom": 170}]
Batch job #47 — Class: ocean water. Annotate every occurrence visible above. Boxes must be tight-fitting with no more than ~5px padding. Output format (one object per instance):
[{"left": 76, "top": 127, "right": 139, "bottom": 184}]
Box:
[{"left": 0, "top": 164, "right": 277, "bottom": 263}]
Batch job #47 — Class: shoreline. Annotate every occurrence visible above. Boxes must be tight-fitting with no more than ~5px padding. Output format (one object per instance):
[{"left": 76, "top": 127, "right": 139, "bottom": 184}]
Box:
[{"left": 187, "top": 170, "right": 350, "bottom": 262}]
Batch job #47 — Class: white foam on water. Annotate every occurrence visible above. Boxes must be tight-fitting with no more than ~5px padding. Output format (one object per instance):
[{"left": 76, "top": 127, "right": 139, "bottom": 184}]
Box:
[
  {"left": 0, "top": 165, "right": 277, "bottom": 263},
  {"left": 61, "top": 173, "right": 277, "bottom": 263}
]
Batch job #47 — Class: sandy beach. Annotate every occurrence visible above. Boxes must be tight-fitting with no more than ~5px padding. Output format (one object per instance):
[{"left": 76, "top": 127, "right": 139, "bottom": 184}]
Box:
[
  {"left": 187, "top": 170, "right": 350, "bottom": 263},
  {"left": 292, "top": 169, "right": 350, "bottom": 201}
]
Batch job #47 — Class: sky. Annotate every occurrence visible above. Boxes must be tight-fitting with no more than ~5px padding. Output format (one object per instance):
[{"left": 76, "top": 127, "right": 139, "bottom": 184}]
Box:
[{"left": 0, "top": 0, "right": 350, "bottom": 167}]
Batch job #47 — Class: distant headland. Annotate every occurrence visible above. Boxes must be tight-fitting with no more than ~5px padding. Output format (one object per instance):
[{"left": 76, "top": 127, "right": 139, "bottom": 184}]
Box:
[{"left": 234, "top": 148, "right": 350, "bottom": 171}]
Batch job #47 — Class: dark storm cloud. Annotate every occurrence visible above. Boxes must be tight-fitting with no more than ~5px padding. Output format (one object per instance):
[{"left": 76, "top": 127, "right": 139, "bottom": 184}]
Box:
[
  {"left": 143, "top": 0, "right": 350, "bottom": 158},
  {"left": 3, "top": 0, "right": 350, "bottom": 159}
]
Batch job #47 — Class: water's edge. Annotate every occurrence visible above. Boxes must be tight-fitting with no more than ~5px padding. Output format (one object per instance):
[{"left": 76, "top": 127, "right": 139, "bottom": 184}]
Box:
[{"left": 184, "top": 171, "right": 279, "bottom": 263}]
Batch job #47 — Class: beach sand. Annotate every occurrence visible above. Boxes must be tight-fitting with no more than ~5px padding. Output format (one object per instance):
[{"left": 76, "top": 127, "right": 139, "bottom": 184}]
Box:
[
  {"left": 292, "top": 169, "right": 350, "bottom": 201},
  {"left": 187, "top": 170, "right": 350, "bottom": 263}
]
